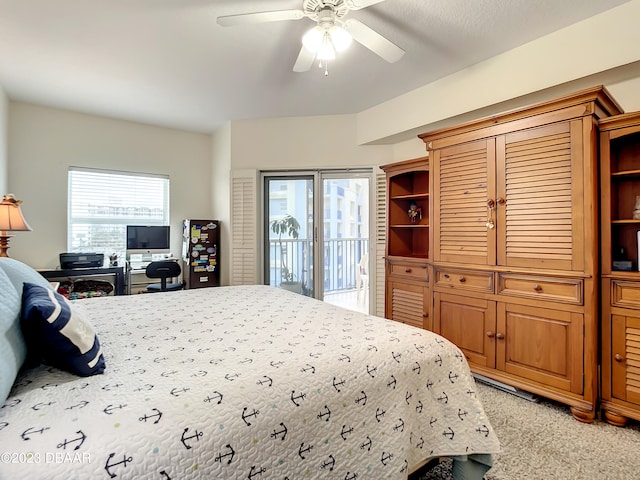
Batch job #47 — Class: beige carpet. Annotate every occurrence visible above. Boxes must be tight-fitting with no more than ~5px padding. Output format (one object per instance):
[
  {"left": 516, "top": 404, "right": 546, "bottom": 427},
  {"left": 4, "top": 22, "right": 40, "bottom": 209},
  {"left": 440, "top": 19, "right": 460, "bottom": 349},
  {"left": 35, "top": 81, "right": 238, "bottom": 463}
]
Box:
[{"left": 414, "top": 381, "right": 640, "bottom": 480}]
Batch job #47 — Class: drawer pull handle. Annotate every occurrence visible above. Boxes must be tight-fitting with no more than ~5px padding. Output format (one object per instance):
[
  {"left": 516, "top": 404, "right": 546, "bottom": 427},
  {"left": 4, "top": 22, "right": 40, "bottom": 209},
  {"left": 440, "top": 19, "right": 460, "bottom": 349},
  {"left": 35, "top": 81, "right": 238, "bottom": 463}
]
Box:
[
  {"left": 405, "top": 268, "right": 412, "bottom": 273},
  {"left": 443, "top": 273, "right": 450, "bottom": 279},
  {"left": 533, "top": 284, "right": 543, "bottom": 293},
  {"left": 495, "top": 333, "right": 505, "bottom": 339},
  {"left": 486, "top": 331, "right": 495, "bottom": 338},
  {"left": 615, "top": 354, "right": 624, "bottom": 363},
  {"left": 458, "top": 276, "right": 466, "bottom": 283}
]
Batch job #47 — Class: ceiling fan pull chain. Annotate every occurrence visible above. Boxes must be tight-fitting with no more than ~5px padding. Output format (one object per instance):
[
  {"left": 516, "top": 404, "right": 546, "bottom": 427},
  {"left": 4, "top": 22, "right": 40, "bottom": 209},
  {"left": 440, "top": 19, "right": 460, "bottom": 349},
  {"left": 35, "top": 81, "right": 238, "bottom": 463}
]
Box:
[{"left": 318, "top": 60, "right": 330, "bottom": 76}]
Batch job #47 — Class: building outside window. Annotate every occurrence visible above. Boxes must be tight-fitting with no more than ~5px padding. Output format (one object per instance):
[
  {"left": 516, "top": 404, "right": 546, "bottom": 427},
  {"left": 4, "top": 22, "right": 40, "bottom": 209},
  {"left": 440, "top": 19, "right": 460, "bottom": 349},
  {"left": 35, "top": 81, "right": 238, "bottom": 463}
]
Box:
[{"left": 67, "top": 167, "right": 169, "bottom": 259}]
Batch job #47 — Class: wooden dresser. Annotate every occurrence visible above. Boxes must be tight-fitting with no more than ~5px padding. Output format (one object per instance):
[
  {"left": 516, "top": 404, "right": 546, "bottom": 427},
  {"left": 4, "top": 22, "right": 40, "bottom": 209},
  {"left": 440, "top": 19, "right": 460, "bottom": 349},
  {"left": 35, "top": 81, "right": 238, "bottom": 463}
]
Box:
[{"left": 395, "top": 86, "right": 622, "bottom": 422}]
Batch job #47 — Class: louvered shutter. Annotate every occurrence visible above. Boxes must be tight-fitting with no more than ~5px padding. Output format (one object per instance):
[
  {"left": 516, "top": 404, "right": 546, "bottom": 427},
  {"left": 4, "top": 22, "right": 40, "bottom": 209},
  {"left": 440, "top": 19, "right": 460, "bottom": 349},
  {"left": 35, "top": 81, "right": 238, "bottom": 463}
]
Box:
[
  {"left": 498, "top": 121, "right": 580, "bottom": 270},
  {"left": 230, "top": 170, "right": 258, "bottom": 285},
  {"left": 433, "top": 139, "right": 495, "bottom": 265},
  {"left": 375, "top": 173, "right": 387, "bottom": 317},
  {"left": 612, "top": 315, "right": 640, "bottom": 404},
  {"left": 389, "top": 282, "right": 426, "bottom": 327}
]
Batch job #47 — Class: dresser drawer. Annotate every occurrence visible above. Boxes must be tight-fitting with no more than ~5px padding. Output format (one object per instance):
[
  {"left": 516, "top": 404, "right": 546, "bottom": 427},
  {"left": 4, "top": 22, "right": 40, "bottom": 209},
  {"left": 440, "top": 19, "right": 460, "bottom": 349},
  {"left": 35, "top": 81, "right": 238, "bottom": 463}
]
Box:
[
  {"left": 498, "top": 274, "right": 583, "bottom": 305},
  {"left": 389, "top": 263, "right": 428, "bottom": 281},
  {"left": 612, "top": 280, "right": 640, "bottom": 309},
  {"left": 434, "top": 268, "right": 493, "bottom": 293}
]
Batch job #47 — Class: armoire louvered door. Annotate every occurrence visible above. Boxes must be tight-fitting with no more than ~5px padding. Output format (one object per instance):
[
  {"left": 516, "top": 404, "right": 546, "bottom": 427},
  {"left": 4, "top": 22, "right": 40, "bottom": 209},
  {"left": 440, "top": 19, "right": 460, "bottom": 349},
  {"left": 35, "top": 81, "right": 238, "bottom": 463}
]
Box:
[
  {"left": 433, "top": 121, "right": 582, "bottom": 271},
  {"left": 497, "top": 120, "right": 583, "bottom": 271},
  {"left": 432, "top": 139, "right": 495, "bottom": 266}
]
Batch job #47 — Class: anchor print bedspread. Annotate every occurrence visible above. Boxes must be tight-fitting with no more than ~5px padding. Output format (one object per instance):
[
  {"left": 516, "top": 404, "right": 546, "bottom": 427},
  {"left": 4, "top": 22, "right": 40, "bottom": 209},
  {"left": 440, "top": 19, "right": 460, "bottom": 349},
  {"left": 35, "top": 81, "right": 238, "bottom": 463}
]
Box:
[{"left": 0, "top": 285, "right": 499, "bottom": 479}]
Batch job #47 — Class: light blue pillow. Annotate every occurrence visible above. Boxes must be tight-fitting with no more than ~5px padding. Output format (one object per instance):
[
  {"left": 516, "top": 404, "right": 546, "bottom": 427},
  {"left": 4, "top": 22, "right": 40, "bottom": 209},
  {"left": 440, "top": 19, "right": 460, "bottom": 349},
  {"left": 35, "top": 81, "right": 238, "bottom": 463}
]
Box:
[
  {"left": 0, "top": 266, "right": 25, "bottom": 404},
  {"left": 21, "top": 282, "right": 106, "bottom": 377},
  {"left": 0, "top": 257, "right": 53, "bottom": 297}
]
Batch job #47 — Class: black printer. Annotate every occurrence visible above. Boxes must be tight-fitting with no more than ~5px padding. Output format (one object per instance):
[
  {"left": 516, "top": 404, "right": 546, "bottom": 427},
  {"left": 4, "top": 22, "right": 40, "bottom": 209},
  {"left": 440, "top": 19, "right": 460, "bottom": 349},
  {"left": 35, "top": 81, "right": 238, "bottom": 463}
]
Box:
[{"left": 59, "top": 252, "right": 104, "bottom": 269}]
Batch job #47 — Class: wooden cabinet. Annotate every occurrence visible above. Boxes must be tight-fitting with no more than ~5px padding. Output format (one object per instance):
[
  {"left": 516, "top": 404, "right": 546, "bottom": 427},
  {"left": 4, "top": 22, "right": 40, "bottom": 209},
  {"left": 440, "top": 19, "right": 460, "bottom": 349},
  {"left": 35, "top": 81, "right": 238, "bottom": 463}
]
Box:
[
  {"left": 420, "top": 86, "right": 621, "bottom": 422},
  {"left": 600, "top": 112, "right": 640, "bottom": 425},
  {"left": 386, "top": 252, "right": 430, "bottom": 330},
  {"left": 381, "top": 157, "right": 431, "bottom": 328},
  {"left": 498, "top": 302, "right": 584, "bottom": 395},
  {"left": 430, "top": 114, "right": 588, "bottom": 271},
  {"left": 434, "top": 275, "right": 585, "bottom": 399},
  {"left": 434, "top": 291, "right": 495, "bottom": 368}
]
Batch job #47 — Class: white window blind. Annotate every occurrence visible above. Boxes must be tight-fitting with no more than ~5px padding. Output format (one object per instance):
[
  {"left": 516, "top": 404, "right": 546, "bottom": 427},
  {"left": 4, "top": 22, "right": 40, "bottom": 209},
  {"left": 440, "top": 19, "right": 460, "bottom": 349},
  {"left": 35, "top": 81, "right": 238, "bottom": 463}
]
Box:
[{"left": 68, "top": 167, "right": 169, "bottom": 257}]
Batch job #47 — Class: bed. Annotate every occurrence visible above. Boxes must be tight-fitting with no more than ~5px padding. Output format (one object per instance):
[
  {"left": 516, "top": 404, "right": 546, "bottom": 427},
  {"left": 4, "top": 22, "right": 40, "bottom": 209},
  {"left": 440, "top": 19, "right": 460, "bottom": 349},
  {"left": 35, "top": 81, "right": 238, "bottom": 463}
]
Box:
[{"left": 0, "top": 258, "right": 500, "bottom": 479}]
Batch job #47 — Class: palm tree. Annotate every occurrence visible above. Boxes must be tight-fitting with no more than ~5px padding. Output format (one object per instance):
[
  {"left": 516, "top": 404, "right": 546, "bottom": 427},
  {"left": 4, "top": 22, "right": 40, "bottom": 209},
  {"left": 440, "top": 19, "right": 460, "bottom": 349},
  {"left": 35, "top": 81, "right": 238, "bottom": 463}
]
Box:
[{"left": 270, "top": 214, "right": 300, "bottom": 283}]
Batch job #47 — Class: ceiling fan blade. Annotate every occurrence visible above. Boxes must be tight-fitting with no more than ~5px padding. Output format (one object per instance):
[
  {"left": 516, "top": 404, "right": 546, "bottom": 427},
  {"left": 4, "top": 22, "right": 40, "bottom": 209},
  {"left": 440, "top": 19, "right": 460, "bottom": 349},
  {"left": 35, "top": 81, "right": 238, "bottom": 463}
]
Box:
[
  {"left": 343, "top": 18, "right": 405, "bottom": 63},
  {"left": 217, "top": 9, "right": 305, "bottom": 27},
  {"left": 346, "top": 0, "right": 386, "bottom": 10},
  {"left": 293, "top": 46, "right": 316, "bottom": 72}
]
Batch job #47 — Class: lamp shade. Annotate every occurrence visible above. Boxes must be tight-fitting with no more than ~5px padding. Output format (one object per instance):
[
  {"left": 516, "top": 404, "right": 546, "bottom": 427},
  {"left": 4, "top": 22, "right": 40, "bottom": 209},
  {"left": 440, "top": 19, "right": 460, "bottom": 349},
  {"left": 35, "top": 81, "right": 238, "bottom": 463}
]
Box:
[
  {"left": 317, "top": 32, "right": 336, "bottom": 61},
  {"left": 302, "top": 26, "right": 324, "bottom": 52},
  {"left": 329, "top": 25, "right": 352, "bottom": 52},
  {"left": 0, "top": 194, "right": 32, "bottom": 232},
  {"left": 303, "top": 24, "right": 352, "bottom": 54}
]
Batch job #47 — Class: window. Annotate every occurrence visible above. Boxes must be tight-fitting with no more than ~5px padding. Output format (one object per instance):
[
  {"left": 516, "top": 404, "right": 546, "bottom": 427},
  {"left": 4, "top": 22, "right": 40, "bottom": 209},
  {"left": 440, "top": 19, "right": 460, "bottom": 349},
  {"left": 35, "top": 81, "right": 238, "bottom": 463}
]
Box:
[{"left": 68, "top": 167, "right": 169, "bottom": 257}]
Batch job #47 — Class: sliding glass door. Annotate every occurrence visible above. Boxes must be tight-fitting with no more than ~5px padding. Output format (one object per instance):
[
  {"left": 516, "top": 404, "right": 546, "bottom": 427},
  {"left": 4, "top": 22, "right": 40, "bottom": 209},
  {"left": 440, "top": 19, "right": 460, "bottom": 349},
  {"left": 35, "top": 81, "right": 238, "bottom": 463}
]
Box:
[
  {"left": 264, "top": 171, "right": 371, "bottom": 313},
  {"left": 321, "top": 174, "right": 370, "bottom": 313},
  {"left": 265, "top": 176, "right": 315, "bottom": 297}
]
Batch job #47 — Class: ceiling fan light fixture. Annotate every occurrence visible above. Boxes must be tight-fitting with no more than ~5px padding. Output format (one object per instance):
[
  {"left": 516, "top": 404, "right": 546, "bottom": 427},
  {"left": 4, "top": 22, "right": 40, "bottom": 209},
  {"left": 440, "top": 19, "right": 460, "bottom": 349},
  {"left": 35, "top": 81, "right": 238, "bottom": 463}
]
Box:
[
  {"left": 329, "top": 25, "right": 352, "bottom": 52},
  {"left": 302, "top": 26, "right": 324, "bottom": 52},
  {"left": 317, "top": 32, "right": 336, "bottom": 60}
]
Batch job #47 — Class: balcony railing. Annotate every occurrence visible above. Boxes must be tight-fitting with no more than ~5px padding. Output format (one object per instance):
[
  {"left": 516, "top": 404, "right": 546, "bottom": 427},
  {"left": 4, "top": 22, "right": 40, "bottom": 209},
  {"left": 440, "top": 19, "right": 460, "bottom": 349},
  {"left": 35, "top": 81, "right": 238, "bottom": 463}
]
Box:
[{"left": 268, "top": 237, "right": 369, "bottom": 294}]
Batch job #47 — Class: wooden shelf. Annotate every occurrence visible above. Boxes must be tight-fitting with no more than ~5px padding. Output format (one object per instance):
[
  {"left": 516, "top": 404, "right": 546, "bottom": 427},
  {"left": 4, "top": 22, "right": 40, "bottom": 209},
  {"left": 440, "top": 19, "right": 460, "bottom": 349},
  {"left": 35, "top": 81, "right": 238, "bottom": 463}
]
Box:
[
  {"left": 611, "top": 169, "right": 640, "bottom": 178},
  {"left": 390, "top": 224, "right": 430, "bottom": 228},
  {"left": 390, "top": 193, "right": 429, "bottom": 200},
  {"left": 611, "top": 219, "right": 640, "bottom": 224},
  {"left": 381, "top": 158, "right": 430, "bottom": 260}
]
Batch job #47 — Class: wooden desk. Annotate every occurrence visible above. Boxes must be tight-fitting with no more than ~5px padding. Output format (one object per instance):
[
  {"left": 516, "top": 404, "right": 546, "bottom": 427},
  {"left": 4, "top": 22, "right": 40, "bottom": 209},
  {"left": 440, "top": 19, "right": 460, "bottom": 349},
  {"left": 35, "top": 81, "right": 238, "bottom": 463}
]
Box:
[{"left": 39, "top": 266, "right": 126, "bottom": 296}]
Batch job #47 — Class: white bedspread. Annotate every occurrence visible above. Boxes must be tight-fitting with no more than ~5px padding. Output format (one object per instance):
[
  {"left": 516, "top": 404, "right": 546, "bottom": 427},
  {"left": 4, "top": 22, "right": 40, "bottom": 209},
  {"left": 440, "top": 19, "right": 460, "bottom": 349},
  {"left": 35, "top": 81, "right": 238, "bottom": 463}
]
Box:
[{"left": 0, "top": 285, "right": 499, "bottom": 479}]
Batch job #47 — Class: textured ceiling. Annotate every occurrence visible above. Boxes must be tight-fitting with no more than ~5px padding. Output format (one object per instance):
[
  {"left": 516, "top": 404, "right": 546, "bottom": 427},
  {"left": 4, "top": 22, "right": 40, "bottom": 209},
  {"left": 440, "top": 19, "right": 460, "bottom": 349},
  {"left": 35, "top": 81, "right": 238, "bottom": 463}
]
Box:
[{"left": 0, "top": 0, "right": 631, "bottom": 134}]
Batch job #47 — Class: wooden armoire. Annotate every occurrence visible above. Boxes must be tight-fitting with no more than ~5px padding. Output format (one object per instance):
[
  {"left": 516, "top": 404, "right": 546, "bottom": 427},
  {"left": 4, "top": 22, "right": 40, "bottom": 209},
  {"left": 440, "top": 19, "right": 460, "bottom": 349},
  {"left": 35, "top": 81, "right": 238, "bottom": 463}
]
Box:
[
  {"left": 599, "top": 112, "right": 640, "bottom": 426},
  {"left": 384, "top": 86, "right": 622, "bottom": 422}
]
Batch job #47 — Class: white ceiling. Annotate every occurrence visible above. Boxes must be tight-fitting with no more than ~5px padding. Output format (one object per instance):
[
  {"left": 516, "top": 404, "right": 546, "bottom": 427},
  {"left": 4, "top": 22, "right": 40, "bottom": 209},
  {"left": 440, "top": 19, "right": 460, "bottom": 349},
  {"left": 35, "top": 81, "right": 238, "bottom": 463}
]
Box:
[{"left": 0, "top": 0, "right": 631, "bottom": 134}]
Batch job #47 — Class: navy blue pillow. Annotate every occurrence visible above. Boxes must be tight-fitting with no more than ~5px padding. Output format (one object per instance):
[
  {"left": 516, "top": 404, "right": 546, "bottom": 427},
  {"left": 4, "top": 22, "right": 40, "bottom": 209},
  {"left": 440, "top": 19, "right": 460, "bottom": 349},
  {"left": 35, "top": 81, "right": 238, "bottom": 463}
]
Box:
[{"left": 21, "top": 282, "right": 106, "bottom": 376}]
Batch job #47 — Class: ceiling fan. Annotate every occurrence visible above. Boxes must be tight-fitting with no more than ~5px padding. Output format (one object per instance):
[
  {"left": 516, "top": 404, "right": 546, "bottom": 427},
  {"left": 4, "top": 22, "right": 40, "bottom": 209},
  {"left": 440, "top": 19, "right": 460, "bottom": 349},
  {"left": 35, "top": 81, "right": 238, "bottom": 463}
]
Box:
[{"left": 217, "top": 0, "right": 405, "bottom": 74}]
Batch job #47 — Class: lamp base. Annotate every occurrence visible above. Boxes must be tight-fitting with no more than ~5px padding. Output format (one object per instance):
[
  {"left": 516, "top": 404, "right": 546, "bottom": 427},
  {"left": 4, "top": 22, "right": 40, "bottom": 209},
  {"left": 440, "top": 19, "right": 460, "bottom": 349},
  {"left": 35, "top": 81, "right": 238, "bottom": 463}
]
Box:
[{"left": 0, "top": 232, "right": 13, "bottom": 257}]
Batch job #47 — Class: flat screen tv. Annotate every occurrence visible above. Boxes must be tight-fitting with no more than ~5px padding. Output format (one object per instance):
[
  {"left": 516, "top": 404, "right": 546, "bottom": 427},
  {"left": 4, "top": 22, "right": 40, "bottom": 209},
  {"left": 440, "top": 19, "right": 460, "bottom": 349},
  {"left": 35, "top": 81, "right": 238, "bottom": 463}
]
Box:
[{"left": 126, "top": 225, "right": 170, "bottom": 254}]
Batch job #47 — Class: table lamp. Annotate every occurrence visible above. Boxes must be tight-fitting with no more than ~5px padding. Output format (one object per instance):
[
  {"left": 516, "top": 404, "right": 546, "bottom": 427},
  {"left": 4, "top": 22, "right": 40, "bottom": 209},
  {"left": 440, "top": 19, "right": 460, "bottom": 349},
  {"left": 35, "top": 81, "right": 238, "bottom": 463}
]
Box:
[{"left": 0, "top": 194, "right": 32, "bottom": 257}]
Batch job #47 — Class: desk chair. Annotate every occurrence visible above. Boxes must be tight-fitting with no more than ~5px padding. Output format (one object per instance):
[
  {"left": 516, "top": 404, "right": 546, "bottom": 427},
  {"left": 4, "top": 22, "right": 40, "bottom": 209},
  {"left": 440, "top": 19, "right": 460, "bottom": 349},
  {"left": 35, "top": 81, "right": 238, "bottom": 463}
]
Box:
[{"left": 145, "top": 260, "right": 184, "bottom": 292}]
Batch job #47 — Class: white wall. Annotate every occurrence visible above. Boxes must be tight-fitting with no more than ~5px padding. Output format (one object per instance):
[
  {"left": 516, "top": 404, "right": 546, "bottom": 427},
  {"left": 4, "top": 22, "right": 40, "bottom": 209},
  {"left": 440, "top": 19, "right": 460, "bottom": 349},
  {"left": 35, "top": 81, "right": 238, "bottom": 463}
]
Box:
[
  {"left": 211, "top": 122, "right": 231, "bottom": 285},
  {"left": 229, "top": 114, "right": 393, "bottom": 171},
  {"left": 8, "top": 102, "right": 212, "bottom": 268},
  {"left": 0, "top": 87, "right": 7, "bottom": 194}
]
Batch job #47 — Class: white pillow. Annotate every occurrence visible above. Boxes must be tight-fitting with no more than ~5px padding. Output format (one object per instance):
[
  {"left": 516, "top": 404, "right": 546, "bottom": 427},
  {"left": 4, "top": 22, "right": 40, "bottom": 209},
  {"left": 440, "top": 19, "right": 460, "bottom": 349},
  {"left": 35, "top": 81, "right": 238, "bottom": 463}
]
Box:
[{"left": 0, "top": 266, "right": 25, "bottom": 404}]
